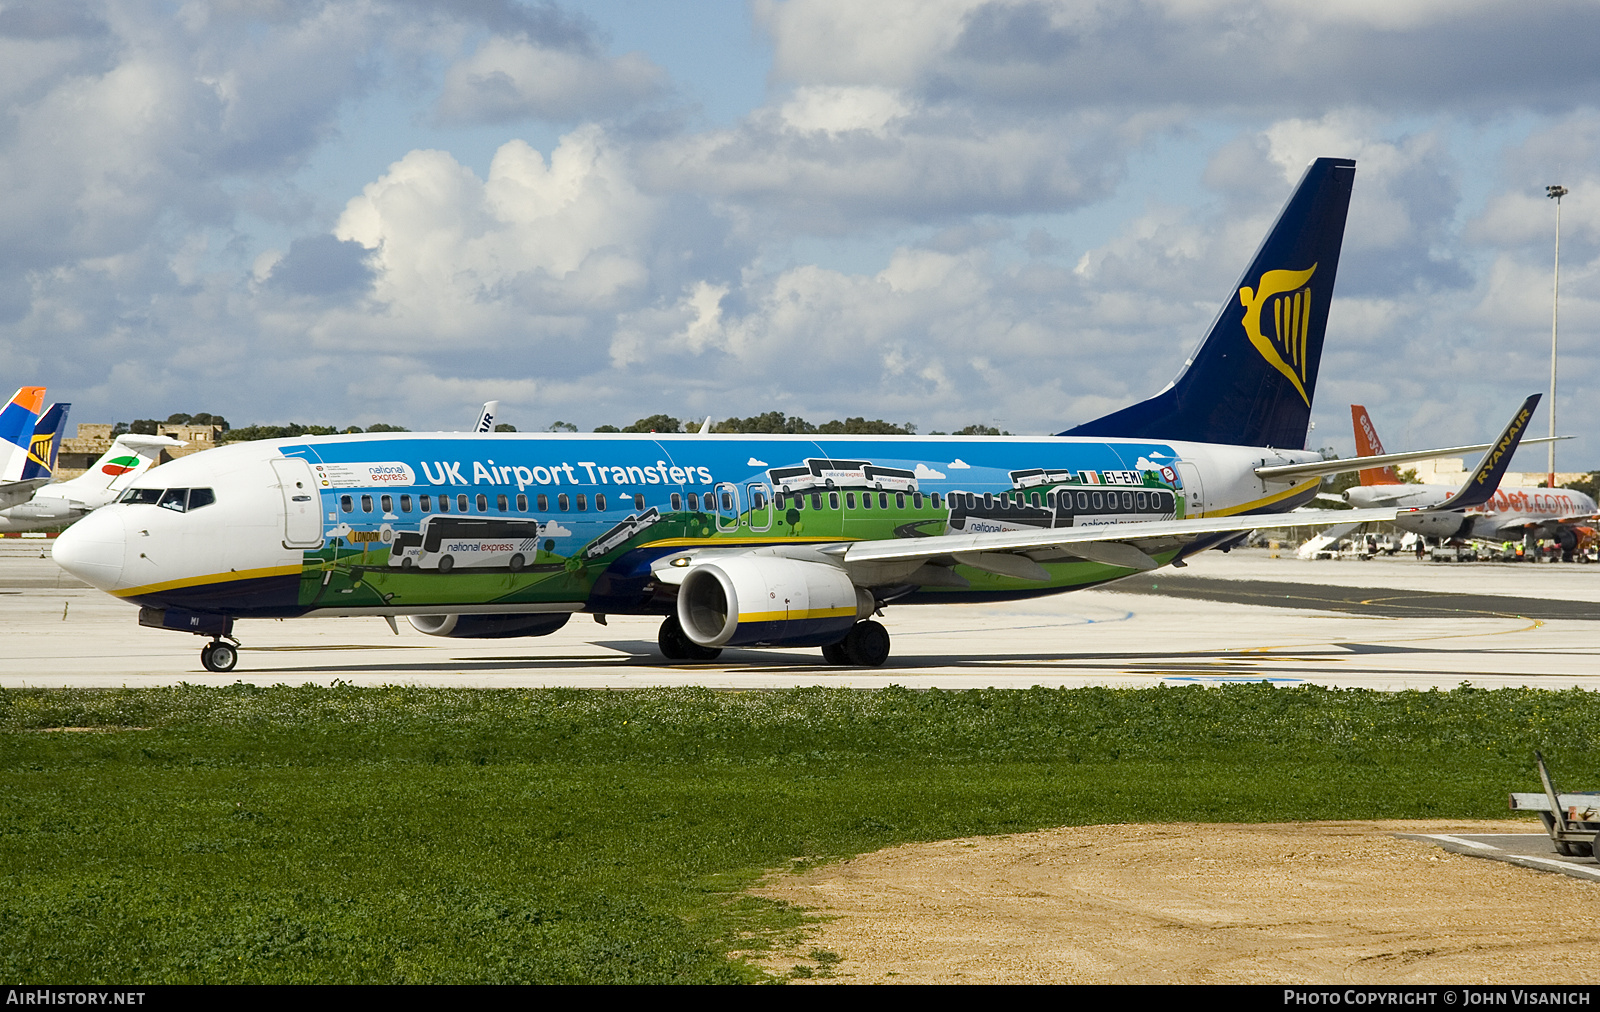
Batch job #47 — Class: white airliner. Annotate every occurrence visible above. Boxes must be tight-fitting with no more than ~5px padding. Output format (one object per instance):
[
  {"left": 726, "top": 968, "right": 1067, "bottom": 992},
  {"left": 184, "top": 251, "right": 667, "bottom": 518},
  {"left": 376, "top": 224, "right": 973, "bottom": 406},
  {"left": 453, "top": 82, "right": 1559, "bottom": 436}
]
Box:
[
  {"left": 0, "top": 433, "right": 185, "bottom": 533},
  {"left": 49, "top": 157, "right": 1539, "bottom": 673},
  {"left": 1343, "top": 405, "right": 1596, "bottom": 559}
]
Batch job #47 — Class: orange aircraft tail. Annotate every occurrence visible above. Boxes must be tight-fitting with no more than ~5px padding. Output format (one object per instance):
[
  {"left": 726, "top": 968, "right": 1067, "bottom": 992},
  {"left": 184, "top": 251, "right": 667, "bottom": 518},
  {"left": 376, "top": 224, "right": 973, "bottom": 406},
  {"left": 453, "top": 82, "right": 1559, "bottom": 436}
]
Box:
[{"left": 1351, "top": 404, "right": 1401, "bottom": 485}]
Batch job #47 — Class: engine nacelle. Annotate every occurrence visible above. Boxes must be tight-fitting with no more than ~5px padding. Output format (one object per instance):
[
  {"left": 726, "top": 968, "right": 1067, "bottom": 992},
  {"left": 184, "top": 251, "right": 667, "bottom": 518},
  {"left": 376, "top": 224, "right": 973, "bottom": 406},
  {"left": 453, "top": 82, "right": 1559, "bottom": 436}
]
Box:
[
  {"left": 1393, "top": 510, "right": 1471, "bottom": 539},
  {"left": 407, "top": 613, "right": 572, "bottom": 639},
  {"left": 677, "top": 558, "right": 873, "bottom": 648}
]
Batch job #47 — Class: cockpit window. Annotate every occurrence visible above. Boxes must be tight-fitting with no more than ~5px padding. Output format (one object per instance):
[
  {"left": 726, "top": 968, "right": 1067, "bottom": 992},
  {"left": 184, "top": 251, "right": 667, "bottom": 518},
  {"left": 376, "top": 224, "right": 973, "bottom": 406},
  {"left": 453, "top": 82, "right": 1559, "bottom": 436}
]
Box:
[{"left": 117, "top": 487, "right": 217, "bottom": 513}]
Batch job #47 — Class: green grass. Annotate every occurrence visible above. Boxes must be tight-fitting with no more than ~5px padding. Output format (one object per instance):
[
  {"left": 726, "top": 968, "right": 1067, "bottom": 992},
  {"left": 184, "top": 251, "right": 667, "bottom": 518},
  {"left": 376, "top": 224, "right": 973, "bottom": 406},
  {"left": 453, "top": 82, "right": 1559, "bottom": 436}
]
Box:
[{"left": 2, "top": 682, "right": 1595, "bottom": 983}]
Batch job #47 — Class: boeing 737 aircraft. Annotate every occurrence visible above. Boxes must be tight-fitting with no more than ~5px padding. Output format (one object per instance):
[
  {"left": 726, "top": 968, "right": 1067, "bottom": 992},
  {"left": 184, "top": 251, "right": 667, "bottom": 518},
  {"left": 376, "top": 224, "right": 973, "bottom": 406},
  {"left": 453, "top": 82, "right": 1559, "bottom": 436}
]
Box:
[
  {"left": 51, "top": 158, "right": 1536, "bottom": 672},
  {"left": 1345, "top": 404, "right": 1597, "bottom": 559},
  {"left": 0, "top": 432, "right": 184, "bottom": 533}
]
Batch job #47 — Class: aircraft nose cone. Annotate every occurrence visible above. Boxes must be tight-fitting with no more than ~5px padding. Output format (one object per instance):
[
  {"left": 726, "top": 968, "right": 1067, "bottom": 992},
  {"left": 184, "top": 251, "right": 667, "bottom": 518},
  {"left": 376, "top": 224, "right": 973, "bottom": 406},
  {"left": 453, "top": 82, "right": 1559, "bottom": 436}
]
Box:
[{"left": 52, "top": 508, "right": 126, "bottom": 591}]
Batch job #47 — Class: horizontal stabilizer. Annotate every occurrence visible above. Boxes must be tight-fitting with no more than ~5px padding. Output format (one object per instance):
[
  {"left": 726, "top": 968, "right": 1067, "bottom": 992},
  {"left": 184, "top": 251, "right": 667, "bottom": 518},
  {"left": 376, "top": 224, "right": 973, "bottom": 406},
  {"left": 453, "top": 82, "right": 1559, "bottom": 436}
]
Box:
[{"left": 1254, "top": 434, "right": 1568, "bottom": 483}]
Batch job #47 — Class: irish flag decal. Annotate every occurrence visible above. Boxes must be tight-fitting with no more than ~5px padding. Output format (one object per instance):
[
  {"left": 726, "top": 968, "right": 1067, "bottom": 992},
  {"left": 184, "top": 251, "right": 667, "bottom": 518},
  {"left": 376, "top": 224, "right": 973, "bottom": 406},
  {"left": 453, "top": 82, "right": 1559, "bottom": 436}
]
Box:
[{"left": 101, "top": 455, "right": 141, "bottom": 476}]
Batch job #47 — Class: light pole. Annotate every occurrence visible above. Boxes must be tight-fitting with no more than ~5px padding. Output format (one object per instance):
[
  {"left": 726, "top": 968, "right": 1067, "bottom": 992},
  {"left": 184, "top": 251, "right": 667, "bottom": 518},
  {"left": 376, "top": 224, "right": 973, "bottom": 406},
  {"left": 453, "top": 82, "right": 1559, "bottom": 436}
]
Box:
[{"left": 1546, "top": 184, "right": 1568, "bottom": 490}]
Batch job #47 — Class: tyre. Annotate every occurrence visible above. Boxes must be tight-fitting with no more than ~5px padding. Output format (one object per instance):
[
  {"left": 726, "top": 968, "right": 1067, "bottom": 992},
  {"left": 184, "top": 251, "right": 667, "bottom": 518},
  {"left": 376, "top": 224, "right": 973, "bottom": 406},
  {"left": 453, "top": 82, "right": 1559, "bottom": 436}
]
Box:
[
  {"left": 202, "top": 641, "right": 237, "bottom": 673},
  {"left": 821, "top": 641, "right": 849, "bottom": 665},
  {"left": 401, "top": 558, "right": 414, "bottom": 569},
  {"left": 658, "top": 615, "right": 690, "bottom": 660},
  {"left": 843, "top": 620, "right": 891, "bottom": 667},
  {"left": 509, "top": 554, "right": 525, "bottom": 572},
  {"left": 438, "top": 555, "right": 454, "bottom": 573}
]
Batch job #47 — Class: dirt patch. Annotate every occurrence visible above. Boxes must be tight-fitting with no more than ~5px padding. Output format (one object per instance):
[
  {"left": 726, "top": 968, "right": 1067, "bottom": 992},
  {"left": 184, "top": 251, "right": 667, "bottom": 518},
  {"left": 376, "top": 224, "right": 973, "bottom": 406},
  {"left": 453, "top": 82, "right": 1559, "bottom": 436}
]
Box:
[{"left": 751, "top": 820, "right": 1600, "bottom": 984}]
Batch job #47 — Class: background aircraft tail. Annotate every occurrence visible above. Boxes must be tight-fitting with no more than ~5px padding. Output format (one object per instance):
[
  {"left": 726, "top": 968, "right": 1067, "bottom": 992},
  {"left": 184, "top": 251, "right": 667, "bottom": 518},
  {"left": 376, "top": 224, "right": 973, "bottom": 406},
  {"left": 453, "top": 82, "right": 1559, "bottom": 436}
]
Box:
[
  {"left": 1062, "top": 157, "right": 1357, "bottom": 449},
  {"left": 1350, "top": 404, "right": 1401, "bottom": 485},
  {"left": 21, "top": 402, "right": 70, "bottom": 482},
  {"left": 0, "top": 386, "right": 47, "bottom": 482},
  {"left": 53, "top": 433, "right": 185, "bottom": 504}
]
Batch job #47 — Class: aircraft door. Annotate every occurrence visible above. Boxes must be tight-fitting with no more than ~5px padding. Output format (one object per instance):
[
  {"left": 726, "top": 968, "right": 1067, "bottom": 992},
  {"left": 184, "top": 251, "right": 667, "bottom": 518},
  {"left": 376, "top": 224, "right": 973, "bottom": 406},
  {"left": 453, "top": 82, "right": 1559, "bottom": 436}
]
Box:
[
  {"left": 746, "top": 482, "right": 773, "bottom": 532},
  {"left": 1175, "top": 461, "right": 1206, "bottom": 518},
  {"left": 272, "top": 457, "right": 326, "bottom": 549},
  {"left": 714, "top": 482, "right": 741, "bottom": 531}
]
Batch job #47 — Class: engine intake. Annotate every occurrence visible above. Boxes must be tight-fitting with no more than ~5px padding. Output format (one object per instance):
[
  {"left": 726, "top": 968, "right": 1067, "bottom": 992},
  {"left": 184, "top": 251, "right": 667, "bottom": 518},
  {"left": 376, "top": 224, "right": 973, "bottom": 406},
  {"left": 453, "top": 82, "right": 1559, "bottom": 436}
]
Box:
[
  {"left": 408, "top": 613, "right": 571, "bottom": 639},
  {"left": 677, "top": 557, "right": 873, "bottom": 648}
]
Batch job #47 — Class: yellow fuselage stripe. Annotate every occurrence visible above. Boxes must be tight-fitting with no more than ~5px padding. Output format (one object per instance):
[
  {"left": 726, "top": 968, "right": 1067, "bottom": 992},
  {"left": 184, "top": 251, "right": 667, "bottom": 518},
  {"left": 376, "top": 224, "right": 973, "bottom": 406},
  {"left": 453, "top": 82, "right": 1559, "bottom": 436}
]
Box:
[
  {"left": 1200, "top": 479, "right": 1321, "bottom": 518},
  {"left": 113, "top": 564, "right": 303, "bottom": 598}
]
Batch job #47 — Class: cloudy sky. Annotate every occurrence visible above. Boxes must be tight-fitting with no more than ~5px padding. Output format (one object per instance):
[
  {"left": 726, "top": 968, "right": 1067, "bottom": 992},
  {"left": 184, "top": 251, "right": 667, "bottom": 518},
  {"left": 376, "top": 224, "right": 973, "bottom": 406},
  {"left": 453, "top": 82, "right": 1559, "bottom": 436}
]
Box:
[{"left": 2, "top": 0, "right": 1598, "bottom": 464}]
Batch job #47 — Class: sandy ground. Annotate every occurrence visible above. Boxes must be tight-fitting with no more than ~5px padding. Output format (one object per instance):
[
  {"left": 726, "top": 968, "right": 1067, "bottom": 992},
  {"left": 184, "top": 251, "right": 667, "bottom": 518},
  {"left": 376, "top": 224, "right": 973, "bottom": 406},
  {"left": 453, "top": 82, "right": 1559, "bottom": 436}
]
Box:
[{"left": 751, "top": 820, "right": 1600, "bottom": 984}]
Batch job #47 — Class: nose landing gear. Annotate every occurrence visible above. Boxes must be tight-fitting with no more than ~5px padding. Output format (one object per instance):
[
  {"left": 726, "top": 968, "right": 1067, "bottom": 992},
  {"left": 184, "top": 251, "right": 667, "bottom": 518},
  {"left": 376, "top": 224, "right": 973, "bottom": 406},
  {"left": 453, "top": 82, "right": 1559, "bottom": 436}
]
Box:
[{"left": 200, "top": 638, "right": 241, "bottom": 673}]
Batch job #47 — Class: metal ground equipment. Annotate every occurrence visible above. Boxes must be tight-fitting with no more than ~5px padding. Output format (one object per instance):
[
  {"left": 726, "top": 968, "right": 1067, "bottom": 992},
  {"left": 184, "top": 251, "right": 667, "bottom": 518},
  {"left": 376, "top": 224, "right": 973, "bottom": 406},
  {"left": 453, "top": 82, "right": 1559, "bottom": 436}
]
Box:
[{"left": 1509, "top": 751, "right": 1600, "bottom": 858}]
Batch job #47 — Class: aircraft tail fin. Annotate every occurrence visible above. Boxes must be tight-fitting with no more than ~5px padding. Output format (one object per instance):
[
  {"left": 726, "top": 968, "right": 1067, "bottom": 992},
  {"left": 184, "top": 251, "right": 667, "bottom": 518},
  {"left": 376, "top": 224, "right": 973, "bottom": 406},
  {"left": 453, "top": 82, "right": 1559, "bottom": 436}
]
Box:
[
  {"left": 1433, "top": 394, "right": 1539, "bottom": 512},
  {"left": 1062, "top": 157, "right": 1357, "bottom": 449},
  {"left": 21, "top": 403, "right": 70, "bottom": 481},
  {"left": 475, "top": 401, "right": 499, "bottom": 433},
  {"left": 54, "top": 433, "right": 182, "bottom": 503},
  {"left": 1350, "top": 405, "right": 1401, "bottom": 485},
  {"left": 0, "top": 386, "right": 47, "bottom": 482}
]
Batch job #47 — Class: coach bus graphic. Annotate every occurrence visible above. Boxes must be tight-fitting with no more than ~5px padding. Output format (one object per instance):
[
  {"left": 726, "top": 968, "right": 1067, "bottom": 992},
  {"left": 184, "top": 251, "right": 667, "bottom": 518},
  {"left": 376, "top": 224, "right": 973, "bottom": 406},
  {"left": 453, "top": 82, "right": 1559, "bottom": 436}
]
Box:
[
  {"left": 583, "top": 507, "right": 661, "bottom": 560},
  {"left": 767, "top": 459, "right": 919, "bottom": 494},
  {"left": 390, "top": 516, "right": 544, "bottom": 572},
  {"left": 945, "top": 487, "right": 1176, "bottom": 535}
]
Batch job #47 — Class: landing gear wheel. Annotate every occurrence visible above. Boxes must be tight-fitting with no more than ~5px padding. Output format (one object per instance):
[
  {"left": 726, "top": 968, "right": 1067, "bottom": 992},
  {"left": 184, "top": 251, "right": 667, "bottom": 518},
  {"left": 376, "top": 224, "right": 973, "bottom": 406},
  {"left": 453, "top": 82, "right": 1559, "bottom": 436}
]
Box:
[
  {"left": 201, "top": 640, "right": 238, "bottom": 673},
  {"left": 658, "top": 615, "right": 723, "bottom": 662},
  {"left": 821, "top": 641, "right": 850, "bottom": 665},
  {"left": 842, "top": 620, "right": 891, "bottom": 667}
]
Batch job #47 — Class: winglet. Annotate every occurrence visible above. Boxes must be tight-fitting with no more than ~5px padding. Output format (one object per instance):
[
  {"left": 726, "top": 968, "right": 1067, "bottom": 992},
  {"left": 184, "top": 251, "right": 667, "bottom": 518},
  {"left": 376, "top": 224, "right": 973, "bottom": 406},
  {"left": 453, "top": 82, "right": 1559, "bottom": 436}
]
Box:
[{"left": 1433, "top": 394, "right": 1539, "bottom": 512}]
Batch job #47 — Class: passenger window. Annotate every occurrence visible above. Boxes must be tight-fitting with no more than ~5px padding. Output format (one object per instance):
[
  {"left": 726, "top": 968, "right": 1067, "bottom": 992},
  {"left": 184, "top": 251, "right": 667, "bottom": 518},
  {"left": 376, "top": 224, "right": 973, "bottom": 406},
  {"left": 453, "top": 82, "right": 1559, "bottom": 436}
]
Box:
[
  {"left": 896, "top": 493, "right": 905, "bottom": 509},
  {"left": 1122, "top": 491, "right": 1133, "bottom": 510},
  {"left": 1136, "top": 491, "right": 1148, "bottom": 509},
  {"left": 1030, "top": 492, "right": 1041, "bottom": 507},
  {"left": 860, "top": 493, "right": 871, "bottom": 510},
  {"left": 421, "top": 495, "right": 432, "bottom": 513},
  {"left": 476, "top": 494, "right": 488, "bottom": 512},
  {"left": 558, "top": 494, "right": 570, "bottom": 511},
  {"left": 687, "top": 493, "right": 698, "bottom": 511},
  {"left": 361, "top": 495, "right": 374, "bottom": 513},
  {"left": 1091, "top": 492, "right": 1103, "bottom": 510},
  {"left": 537, "top": 495, "right": 548, "bottom": 511},
  {"left": 846, "top": 492, "right": 856, "bottom": 509},
  {"left": 158, "top": 488, "right": 187, "bottom": 512},
  {"left": 829, "top": 492, "right": 840, "bottom": 509},
  {"left": 720, "top": 492, "right": 733, "bottom": 511},
  {"left": 634, "top": 494, "right": 645, "bottom": 511},
  {"left": 188, "top": 488, "right": 215, "bottom": 511},
  {"left": 497, "top": 494, "right": 508, "bottom": 512},
  {"left": 982, "top": 493, "right": 993, "bottom": 509},
  {"left": 340, "top": 495, "right": 354, "bottom": 513},
  {"left": 457, "top": 494, "right": 468, "bottom": 512},
  {"left": 931, "top": 493, "right": 940, "bottom": 508},
  {"left": 438, "top": 495, "right": 450, "bottom": 513},
  {"left": 400, "top": 494, "right": 412, "bottom": 512},
  {"left": 880, "top": 493, "right": 889, "bottom": 509},
  {"left": 1076, "top": 491, "right": 1088, "bottom": 510},
  {"left": 577, "top": 494, "right": 587, "bottom": 511},
  {"left": 381, "top": 495, "right": 393, "bottom": 513},
  {"left": 516, "top": 494, "right": 527, "bottom": 511},
  {"left": 812, "top": 493, "right": 823, "bottom": 510},
  {"left": 595, "top": 493, "right": 607, "bottom": 511},
  {"left": 912, "top": 492, "right": 922, "bottom": 508},
  {"left": 791, "top": 495, "right": 802, "bottom": 512},
  {"left": 671, "top": 493, "right": 682, "bottom": 510}
]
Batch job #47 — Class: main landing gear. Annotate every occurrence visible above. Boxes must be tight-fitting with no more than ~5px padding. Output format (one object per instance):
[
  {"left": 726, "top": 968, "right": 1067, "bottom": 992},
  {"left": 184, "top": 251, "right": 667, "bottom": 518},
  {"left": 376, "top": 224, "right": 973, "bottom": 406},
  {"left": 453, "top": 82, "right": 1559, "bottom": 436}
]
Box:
[
  {"left": 200, "top": 638, "right": 240, "bottom": 673},
  {"left": 822, "top": 620, "right": 890, "bottom": 667},
  {"left": 658, "top": 615, "right": 723, "bottom": 662}
]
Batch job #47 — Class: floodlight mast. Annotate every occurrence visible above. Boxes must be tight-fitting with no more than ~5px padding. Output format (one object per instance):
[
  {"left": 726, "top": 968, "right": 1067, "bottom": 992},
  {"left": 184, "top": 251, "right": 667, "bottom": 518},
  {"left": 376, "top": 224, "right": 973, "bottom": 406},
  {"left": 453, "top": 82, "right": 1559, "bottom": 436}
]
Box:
[{"left": 1547, "top": 184, "right": 1568, "bottom": 491}]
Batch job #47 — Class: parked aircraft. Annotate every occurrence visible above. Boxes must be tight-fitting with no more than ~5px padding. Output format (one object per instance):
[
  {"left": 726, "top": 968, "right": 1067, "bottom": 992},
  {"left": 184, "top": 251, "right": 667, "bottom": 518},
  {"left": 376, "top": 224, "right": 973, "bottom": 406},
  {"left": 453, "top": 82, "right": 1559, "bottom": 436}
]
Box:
[
  {"left": 0, "top": 386, "right": 48, "bottom": 509},
  {"left": 1344, "top": 404, "right": 1596, "bottom": 559},
  {"left": 51, "top": 158, "right": 1533, "bottom": 672},
  {"left": 0, "top": 432, "right": 185, "bottom": 533}
]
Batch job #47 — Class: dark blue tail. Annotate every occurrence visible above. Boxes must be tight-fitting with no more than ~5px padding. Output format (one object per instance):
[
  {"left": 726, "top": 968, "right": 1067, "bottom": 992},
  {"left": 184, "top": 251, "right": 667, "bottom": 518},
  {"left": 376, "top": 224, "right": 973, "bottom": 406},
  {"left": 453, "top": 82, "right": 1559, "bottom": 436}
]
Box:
[
  {"left": 22, "top": 402, "right": 70, "bottom": 481},
  {"left": 1062, "top": 157, "right": 1357, "bottom": 449}
]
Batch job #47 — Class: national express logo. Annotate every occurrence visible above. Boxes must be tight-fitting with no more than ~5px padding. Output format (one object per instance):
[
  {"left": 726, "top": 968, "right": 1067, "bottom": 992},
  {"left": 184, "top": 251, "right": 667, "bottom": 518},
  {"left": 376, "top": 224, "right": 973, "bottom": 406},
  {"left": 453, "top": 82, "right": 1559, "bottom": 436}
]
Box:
[
  {"left": 101, "top": 455, "right": 142, "bottom": 476},
  {"left": 1238, "top": 264, "right": 1318, "bottom": 406}
]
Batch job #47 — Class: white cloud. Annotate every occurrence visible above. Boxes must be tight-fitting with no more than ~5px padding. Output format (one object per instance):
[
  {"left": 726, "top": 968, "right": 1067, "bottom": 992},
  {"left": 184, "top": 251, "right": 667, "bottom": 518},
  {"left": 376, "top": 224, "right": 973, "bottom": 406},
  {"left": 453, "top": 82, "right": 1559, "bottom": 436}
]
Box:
[
  {"left": 914, "top": 463, "right": 947, "bottom": 479},
  {"left": 747, "top": 457, "right": 768, "bottom": 467},
  {"left": 947, "top": 459, "right": 971, "bottom": 469},
  {"left": 435, "top": 36, "right": 665, "bottom": 123}
]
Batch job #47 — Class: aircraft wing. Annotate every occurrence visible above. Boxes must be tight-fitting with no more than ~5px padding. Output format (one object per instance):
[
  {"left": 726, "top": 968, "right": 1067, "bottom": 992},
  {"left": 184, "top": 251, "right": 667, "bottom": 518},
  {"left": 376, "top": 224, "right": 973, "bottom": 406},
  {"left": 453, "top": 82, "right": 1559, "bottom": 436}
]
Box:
[
  {"left": 0, "top": 477, "right": 52, "bottom": 510},
  {"left": 1255, "top": 433, "right": 1568, "bottom": 482}
]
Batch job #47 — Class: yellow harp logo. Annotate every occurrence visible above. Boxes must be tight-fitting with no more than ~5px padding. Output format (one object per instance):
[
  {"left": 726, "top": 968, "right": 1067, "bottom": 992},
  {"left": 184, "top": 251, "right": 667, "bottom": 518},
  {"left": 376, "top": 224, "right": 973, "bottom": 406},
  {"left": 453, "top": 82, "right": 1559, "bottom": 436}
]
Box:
[
  {"left": 1238, "top": 263, "right": 1318, "bottom": 406},
  {"left": 27, "top": 431, "right": 54, "bottom": 467}
]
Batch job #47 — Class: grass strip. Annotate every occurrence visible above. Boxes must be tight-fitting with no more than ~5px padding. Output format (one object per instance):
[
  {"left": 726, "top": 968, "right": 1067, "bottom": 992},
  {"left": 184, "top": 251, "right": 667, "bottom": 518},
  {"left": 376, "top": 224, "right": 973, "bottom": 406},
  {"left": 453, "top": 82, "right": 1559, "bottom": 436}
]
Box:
[{"left": 1, "top": 683, "right": 1591, "bottom": 983}]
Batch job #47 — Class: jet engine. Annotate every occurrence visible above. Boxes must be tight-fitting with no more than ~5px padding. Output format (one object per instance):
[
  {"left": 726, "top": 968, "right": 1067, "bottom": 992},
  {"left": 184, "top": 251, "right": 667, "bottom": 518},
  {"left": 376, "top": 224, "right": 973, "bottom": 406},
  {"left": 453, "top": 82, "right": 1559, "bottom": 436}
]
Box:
[
  {"left": 1393, "top": 510, "right": 1471, "bottom": 540},
  {"left": 677, "top": 557, "right": 874, "bottom": 648},
  {"left": 408, "top": 613, "right": 572, "bottom": 638}
]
